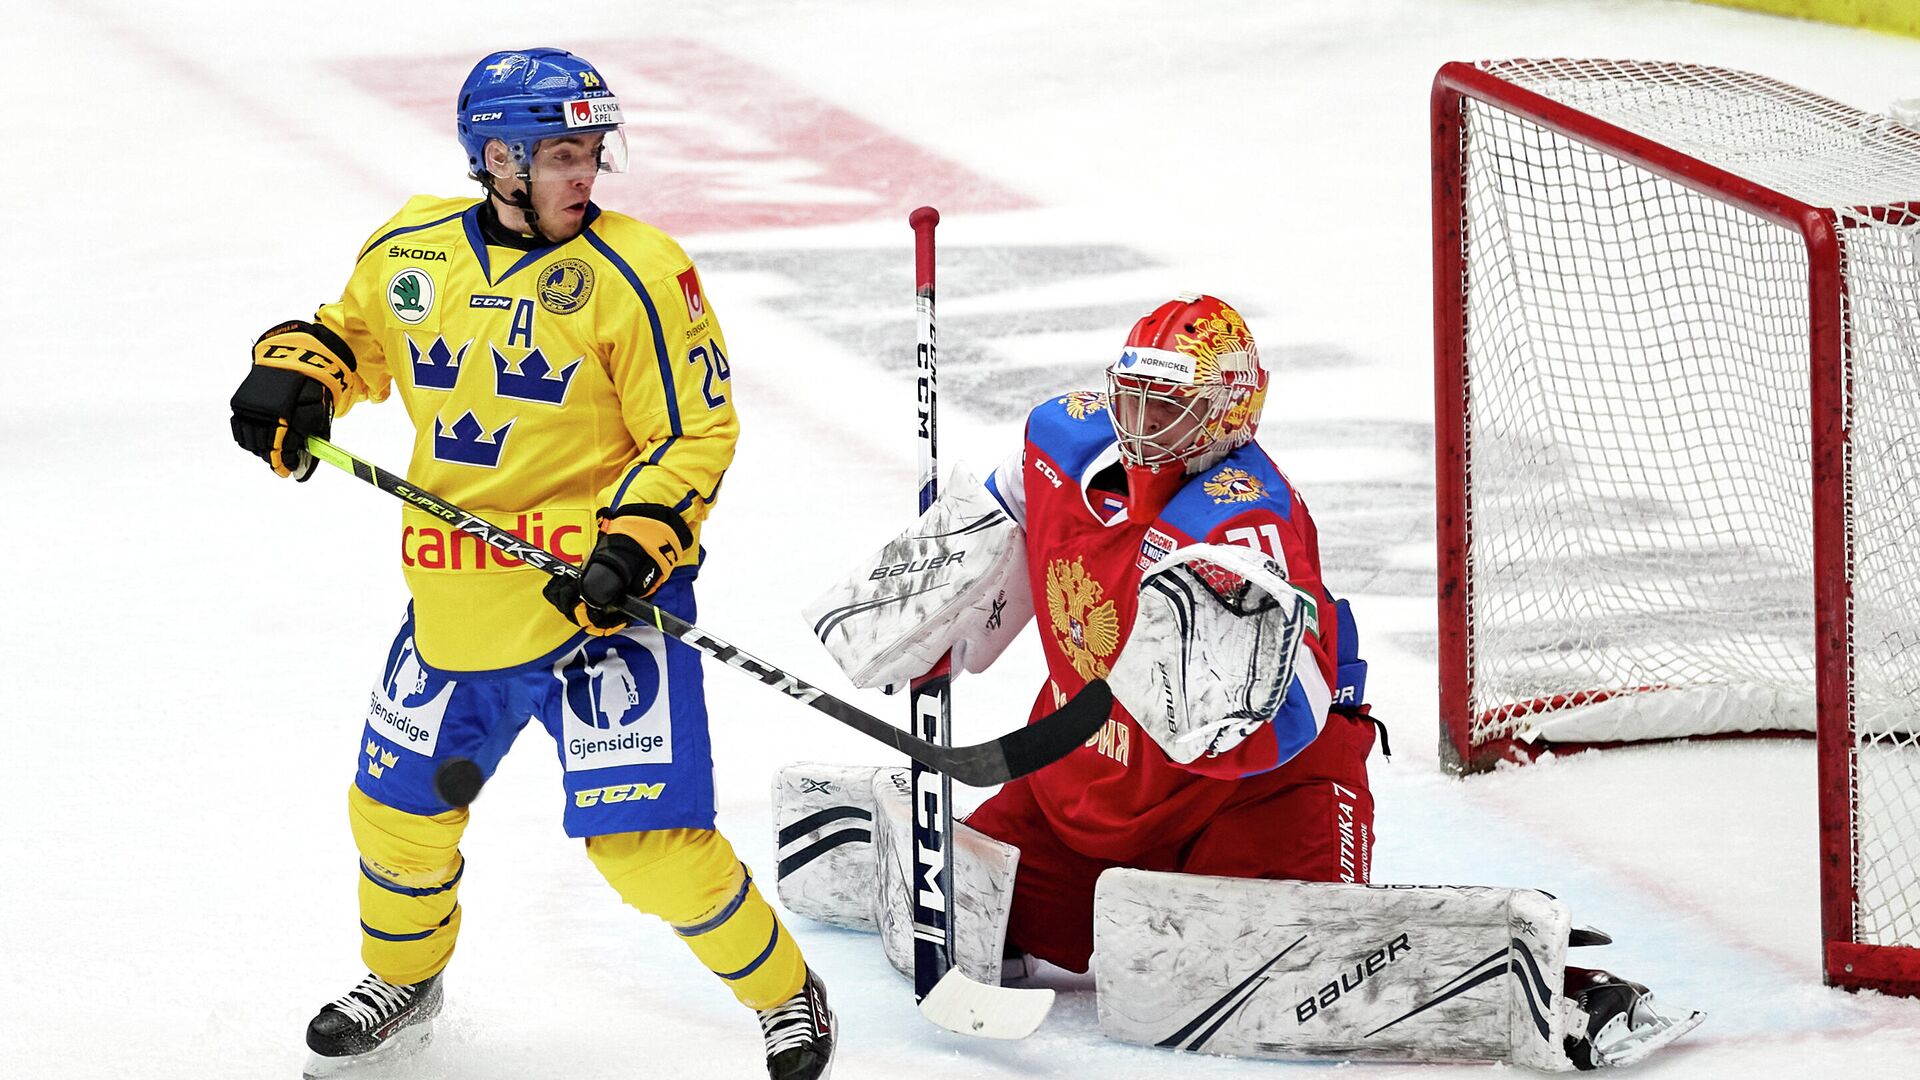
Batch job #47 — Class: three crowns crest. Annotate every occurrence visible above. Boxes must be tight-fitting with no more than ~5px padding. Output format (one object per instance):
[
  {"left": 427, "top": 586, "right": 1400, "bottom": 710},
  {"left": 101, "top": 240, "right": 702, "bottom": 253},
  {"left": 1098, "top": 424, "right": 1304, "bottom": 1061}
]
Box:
[
  {"left": 433, "top": 411, "right": 515, "bottom": 468},
  {"left": 407, "top": 335, "right": 470, "bottom": 391},
  {"left": 492, "top": 346, "right": 583, "bottom": 405}
]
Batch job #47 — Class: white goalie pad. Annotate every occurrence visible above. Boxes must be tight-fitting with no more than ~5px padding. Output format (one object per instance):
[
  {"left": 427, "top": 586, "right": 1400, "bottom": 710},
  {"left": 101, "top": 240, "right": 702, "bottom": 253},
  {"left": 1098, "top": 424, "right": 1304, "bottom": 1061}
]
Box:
[
  {"left": 803, "top": 468, "right": 1036, "bottom": 689},
  {"left": 872, "top": 767, "right": 1021, "bottom": 986},
  {"left": 1107, "top": 543, "right": 1315, "bottom": 764},
  {"left": 1094, "top": 871, "right": 1582, "bottom": 1071},
  {"left": 772, "top": 763, "right": 888, "bottom": 931}
]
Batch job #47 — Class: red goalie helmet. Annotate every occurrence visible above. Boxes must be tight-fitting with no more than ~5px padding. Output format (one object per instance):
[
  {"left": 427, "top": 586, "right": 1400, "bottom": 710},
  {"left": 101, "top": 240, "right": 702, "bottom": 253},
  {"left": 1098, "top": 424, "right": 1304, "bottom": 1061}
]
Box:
[{"left": 1106, "top": 293, "right": 1268, "bottom": 474}]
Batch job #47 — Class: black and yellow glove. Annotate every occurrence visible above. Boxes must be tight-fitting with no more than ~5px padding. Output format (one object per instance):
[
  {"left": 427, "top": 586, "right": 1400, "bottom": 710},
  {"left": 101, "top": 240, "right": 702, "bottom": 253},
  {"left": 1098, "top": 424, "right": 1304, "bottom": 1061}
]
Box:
[
  {"left": 543, "top": 505, "right": 695, "bottom": 635},
  {"left": 230, "top": 319, "right": 363, "bottom": 480}
]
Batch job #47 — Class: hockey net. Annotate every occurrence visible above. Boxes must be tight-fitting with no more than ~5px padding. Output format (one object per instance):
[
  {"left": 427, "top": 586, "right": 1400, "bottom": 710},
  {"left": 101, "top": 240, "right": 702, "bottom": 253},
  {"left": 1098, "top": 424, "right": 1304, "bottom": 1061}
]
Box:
[{"left": 1433, "top": 58, "right": 1920, "bottom": 996}]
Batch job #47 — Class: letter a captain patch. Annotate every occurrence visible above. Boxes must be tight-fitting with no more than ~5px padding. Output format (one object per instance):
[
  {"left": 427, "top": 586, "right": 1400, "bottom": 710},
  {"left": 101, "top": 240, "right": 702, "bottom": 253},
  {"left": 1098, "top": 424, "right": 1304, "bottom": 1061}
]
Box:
[{"left": 677, "top": 267, "right": 706, "bottom": 320}]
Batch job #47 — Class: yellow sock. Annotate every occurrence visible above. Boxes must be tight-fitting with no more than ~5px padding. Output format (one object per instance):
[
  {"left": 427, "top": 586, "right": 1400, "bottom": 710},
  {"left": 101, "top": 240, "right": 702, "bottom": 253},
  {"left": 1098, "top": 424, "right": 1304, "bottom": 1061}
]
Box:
[
  {"left": 348, "top": 785, "right": 468, "bottom": 985},
  {"left": 585, "top": 828, "right": 807, "bottom": 1009}
]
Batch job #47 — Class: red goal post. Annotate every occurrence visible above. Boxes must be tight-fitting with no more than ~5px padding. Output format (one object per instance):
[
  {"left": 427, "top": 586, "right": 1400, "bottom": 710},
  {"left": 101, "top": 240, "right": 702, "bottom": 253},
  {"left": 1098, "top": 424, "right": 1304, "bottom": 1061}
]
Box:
[{"left": 1432, "top": 58, "right": 1920, "bottom": 996}]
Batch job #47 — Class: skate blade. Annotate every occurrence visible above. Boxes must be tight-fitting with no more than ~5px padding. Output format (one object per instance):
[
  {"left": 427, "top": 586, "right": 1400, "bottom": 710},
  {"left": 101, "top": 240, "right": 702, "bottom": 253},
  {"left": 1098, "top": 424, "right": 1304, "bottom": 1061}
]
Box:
[
  {"left": 300, "top": 1024, "right": 433, "bottom": 1079},
  {"left": 1602, "top": 1008, "right": 1705, "bottom": 1068}
]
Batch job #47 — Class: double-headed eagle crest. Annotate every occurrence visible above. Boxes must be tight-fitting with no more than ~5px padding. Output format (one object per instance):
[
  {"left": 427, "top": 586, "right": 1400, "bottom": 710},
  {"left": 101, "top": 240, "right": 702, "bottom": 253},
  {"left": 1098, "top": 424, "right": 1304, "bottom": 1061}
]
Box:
[{"left": 1045, "top": 557, "right": 1120, "bottom": 680}]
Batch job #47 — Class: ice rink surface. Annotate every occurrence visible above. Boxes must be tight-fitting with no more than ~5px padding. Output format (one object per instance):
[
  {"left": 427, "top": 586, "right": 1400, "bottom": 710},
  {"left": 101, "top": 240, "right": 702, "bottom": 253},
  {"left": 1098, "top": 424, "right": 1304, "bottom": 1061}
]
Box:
[{"left": 7, "top": 1, "right": 1920, "bottom": 1076}]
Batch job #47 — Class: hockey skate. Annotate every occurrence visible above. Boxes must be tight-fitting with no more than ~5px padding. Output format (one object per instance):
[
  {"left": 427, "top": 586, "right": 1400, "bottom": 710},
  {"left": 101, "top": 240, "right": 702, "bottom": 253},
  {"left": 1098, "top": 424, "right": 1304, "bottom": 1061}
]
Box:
[
  {"left": 1563, "top": 968, "right": 1704, "bottom": 1070},
  {"left": 757, "top": 967, "right": 835, "bottom": 1080},
  {"left": 301, "top": 971, "right": 443, "bottom": 1079}
]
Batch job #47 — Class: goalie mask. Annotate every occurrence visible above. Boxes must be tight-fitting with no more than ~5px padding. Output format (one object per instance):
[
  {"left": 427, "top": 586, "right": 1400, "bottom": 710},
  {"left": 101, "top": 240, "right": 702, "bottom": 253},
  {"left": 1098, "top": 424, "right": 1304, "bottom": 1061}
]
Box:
[{"left": 1106, "top": 294, "right": 1267, "bottom": 476}]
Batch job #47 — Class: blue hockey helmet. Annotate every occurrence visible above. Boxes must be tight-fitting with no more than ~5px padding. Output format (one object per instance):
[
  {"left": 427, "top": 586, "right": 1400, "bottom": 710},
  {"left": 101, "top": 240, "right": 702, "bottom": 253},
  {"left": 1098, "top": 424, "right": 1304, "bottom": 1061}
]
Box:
[{"left": 456, "top": 48, "right": 628, "bottom": 181}]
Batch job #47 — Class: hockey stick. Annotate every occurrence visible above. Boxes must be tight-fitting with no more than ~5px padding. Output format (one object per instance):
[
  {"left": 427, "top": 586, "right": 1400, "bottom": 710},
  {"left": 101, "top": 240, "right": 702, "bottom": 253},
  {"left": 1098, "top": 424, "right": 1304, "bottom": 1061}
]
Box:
[
  {"left": 905, "top": 206, "right": 1056, "bottom": 1040},
  {"left": 908, "top": 205, "right": 958, "bottom": 1003},
  {"left": 303, "top": 436, "right": 1111, "bottom": 791}
]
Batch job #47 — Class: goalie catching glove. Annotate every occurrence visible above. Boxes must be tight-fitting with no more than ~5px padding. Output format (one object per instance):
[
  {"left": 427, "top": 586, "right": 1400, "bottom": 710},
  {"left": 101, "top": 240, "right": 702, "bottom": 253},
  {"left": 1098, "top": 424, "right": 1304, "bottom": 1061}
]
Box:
[
  {"left": 230, "top": 319, "right": 367, "bottom": 480},
  {"left": 1107, "top": 543, "right": 1318, "bottom": 766},
  {"left": 543, "top": 505, "right": 693, "bottom": 635}
]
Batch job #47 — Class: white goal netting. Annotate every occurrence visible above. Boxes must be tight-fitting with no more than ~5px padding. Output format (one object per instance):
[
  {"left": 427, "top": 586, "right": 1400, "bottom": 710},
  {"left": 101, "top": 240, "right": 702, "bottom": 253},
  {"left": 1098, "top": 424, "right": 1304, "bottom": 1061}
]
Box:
[{"left": 1453, "top": 59, "right": 1920, "bottom": 953}]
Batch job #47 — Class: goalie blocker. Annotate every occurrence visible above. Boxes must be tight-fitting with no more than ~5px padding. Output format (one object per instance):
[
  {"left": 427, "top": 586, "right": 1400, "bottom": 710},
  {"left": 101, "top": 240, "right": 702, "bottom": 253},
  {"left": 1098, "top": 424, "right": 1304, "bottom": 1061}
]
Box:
[{"left": 803, "top": 468, "right": 1034, "bottom": 692}]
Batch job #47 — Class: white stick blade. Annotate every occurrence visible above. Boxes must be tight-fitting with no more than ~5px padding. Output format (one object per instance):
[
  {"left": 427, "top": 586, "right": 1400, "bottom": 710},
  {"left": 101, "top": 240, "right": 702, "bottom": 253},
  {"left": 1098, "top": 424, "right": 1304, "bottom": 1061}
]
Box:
[{"left": 918, "top": 968, "right": 1054, "bottom": 1040}]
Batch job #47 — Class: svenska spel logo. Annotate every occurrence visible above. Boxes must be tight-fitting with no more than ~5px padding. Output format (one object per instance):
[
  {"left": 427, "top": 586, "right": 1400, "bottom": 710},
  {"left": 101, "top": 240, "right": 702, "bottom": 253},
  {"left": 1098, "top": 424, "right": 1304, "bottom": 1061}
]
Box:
[
  {"left": 562, "top": 97, "right": 622, "bottom": 129},
  {"left": 677, "top": 266, "right": 705, "bottom": 320}
]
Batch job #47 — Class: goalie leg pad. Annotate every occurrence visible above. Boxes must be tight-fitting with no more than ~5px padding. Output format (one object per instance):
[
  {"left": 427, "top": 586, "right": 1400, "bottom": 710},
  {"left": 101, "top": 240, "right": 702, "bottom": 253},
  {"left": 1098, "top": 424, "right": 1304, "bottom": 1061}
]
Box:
[
  {"left": 1094, "top": 871, "right": 1581, "bottom": 1071},
  {"left": 872, "top": 767, "right": 1021, "bottom": 986},
  {"left": 804, "top": 468, "right": 1036, "bottom": 689},
  {"left": 771, "top": 762, "right": 887, "bottom": 931}
]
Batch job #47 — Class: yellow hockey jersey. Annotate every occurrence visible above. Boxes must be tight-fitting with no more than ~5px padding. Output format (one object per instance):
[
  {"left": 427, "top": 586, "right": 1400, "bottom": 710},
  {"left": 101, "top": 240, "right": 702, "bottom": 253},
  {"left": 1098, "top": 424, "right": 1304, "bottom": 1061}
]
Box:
[{"left": 317, "top": 195, "right": 738, "bottom": 671}]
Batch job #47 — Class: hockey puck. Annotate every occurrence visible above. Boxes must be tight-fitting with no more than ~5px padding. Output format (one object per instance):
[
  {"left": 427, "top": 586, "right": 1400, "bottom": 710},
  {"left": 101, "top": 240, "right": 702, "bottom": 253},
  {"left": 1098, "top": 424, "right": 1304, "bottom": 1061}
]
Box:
[{"left": 433, "top": 757, "right": 485, "bottom": 808}]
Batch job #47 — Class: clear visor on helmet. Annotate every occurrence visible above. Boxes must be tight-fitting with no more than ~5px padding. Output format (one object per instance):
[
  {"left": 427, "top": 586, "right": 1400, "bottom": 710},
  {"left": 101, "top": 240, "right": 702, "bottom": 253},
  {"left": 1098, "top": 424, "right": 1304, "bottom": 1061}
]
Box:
[
  {"left": 490, "top": 129, "right": 629, "bottom": 182},
  {"left": 1106, "top": 370, "right": 1223, "bottom": 468}
]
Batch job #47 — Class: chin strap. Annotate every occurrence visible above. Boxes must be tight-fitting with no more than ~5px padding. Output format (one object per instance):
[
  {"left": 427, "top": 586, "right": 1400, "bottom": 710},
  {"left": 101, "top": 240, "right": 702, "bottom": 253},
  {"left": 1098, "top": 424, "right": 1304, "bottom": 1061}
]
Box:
[{"left": 475, "top": 171, "right": 555, "bottom": 245}]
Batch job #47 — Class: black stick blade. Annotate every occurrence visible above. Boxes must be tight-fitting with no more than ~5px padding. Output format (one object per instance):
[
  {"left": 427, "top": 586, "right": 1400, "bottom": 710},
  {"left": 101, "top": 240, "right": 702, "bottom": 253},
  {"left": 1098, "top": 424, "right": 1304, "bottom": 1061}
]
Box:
[{"left": 940, "top": 679, "right": 1113, "bottom": 786}]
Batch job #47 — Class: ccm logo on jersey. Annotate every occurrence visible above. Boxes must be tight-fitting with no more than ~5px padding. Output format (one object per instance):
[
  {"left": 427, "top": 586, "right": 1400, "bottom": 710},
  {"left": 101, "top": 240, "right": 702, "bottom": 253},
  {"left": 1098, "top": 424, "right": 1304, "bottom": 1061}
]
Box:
[
  {"left": 1033, "top": 458, "right": 1063, "bottom": 488},
  {"left": 868, "top": 552, "right": 965, "bottom": 580},
  {"left": 575, "top": 781, "right": 665, "bottom": 807},
  {"left": 1296, "top": 933, "right": 1411, "bottom": 1024},
  {"left": 388, "top": 245, "right": 448, "bottom": 262},
  {"left": 470, "top": 295, "right": 513, "bottom": 309}
]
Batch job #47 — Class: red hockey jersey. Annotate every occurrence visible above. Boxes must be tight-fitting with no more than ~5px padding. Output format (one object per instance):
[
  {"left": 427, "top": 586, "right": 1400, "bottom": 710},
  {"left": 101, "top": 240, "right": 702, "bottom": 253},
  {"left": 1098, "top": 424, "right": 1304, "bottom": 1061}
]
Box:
[{"left": 985, "top": 391, "right": 1340, "bottom": 862}]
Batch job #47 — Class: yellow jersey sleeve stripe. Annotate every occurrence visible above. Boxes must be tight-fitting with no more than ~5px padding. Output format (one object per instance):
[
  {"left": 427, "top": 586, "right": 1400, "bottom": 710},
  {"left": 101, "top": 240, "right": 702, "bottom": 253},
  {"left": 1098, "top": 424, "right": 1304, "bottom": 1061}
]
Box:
[
  {"left": 670, "top": 474, "right": 725, "bottom": 516},
  {"left": 610, "top": 457, "right": 655, "bottom": 507},
  {"left": 583, "top": 228, "right": 682, "bottom": 439},
  {"left": 609, "top": 433, "right": 690, "bottom": 506}
]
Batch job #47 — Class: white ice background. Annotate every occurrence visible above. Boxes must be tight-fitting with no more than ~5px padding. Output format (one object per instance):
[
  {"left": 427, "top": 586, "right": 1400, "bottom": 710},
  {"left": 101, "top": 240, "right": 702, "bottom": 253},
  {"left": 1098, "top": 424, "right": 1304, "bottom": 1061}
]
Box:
[{"left": 5, "top": 1, "right": 1920, "bottom": 1077}]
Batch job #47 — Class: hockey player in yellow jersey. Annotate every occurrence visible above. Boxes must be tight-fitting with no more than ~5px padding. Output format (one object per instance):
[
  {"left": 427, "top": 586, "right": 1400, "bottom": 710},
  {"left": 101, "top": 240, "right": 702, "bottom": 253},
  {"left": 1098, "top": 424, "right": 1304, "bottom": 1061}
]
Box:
[{"left": 229, "top": 48, "right": 834, "bottom": 1080}]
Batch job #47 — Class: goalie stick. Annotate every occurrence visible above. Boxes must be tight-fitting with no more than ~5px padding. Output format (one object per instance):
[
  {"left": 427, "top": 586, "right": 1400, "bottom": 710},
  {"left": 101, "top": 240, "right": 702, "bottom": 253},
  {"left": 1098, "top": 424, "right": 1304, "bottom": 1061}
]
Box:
[
  {"left": 304, "top": 436, "right": 1111, "bottom": 793},
  {"left": 905, "top": 205, "right": 1056, "bottom": 1040},
  {"left": 909, "top": 205, "right": 958, "bottom": 1006}
]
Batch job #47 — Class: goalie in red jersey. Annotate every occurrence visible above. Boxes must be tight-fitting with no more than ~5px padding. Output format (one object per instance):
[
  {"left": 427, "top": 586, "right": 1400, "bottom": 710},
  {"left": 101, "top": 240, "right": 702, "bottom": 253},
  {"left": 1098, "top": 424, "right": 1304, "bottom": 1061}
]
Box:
[
  {"left": 784, "top": 293, "right": 1703, "bottom": 1071},
  {"left": 960, "top": 292, "right": 1379, "bottom": 974}
]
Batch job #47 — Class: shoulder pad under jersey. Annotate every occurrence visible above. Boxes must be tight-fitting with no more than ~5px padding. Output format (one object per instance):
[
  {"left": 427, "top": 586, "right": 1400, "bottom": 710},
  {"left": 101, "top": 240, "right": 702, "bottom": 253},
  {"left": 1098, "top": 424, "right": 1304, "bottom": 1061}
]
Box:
[
  {"left": 1025, "top": 392, "right": 1117, "bottom": 482},
  {"left": 1160, "top": 442, "right": 1296, "bottom": 537},
  {"left": 356, "top": 195, "right": 476, "bottom": 263}
]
